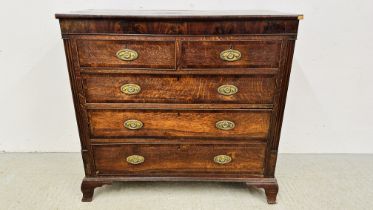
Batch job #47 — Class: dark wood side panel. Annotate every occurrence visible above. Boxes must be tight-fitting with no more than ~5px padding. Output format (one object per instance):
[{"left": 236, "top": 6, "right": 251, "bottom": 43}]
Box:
[
  {"left": 58, "top": 19, "right": 299, "bottom": 35},
  {"left": 180, "top": 40, "right": 281, "bottom": 69},
  {"left": 88, "top": 109, "right": 271, "bottom": 139},
  {"left": 265, "top": 40, "right": 296, "bottom": 177},
  {"left": 271, "top": 40, "right": 295, "bottom": 150},
  {"left": 93, "top": 143, "right": 266, "bottom": 176},
  {"left": 63, "top": 39, "right": 95, "bottom": 176},
  {"left": 76, "top": 39, "right": 175, "bottom": 69},
  {"left": 83, "top": 74, "right": 276, "bottom": 104}
]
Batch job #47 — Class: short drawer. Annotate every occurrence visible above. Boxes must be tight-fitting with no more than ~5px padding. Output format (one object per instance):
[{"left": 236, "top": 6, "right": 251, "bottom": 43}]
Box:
[
  {"left": 180, "top": 40, "right": 281, "bottom": 69},
  {"left": 88, "top": 109, "right": 271, "bottom": 139},
  {"left": 93, "top": 143, "right": 266, "bottom": 176},
  {"left": 76, "top": 39, "right": 175, "bottom": 69},
  {"left": 83, "top": 75, "right": 276, "bottom": 104}
]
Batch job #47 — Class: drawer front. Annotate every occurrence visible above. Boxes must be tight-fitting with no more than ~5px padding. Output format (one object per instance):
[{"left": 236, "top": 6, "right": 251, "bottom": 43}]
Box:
[
  {"left": 180, "top": 40, "right": 281, "bottom": 69},
  {"left": 77, "top": 39, "right": 175, "bottom": 69},
  {"left": 88, "top": 110, "right": 271, "bottom": 139},
  {"left": 84, "top": 75, "right": 276, "bottom": 104},
  {"left": 93, "top": 143, "right": 266, "bottom": 176}
]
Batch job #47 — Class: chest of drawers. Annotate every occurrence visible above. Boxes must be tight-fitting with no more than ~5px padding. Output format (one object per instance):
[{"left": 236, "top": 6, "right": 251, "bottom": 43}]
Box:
[{"left": 56, "top": 10, "right": 302, "bottom": 204}]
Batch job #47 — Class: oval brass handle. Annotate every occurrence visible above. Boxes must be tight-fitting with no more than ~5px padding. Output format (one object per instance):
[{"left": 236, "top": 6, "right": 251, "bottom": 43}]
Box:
[
  {"left": 124, "top": 119, "right": 143, "bottom": 130},
  {"left": 214, "top": 155, "right": 232, "bottom": 164},
  {"left": 217, "top": 85, "right": 238, "bottom": 96},
  {"left": 216, "top": 120, "right": 235, "bottom": 130},
  {"left": 116, "top": 49, "right": 138, "bottom": 61},
  {"left": 126, "top": 155, "right": 145, "bottom": 165},
  {"left": 220, "top": 49, "right": 241, "bottom": 62},
  {"left": 121, "top": 84, "right": 141, "bottom": 95}
]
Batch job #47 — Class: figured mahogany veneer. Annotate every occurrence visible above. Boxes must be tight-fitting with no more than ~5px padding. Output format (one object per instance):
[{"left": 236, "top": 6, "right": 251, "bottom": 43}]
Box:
[
  {"left": 56, "top": 10, "right": 301, "bottom": 204},
  {"left": 93, "top": 143, "right": 266, "bottom": 176},
  {"left": 83, "top": 75, "right": 276, "bottom": 104},
  {"left": 77, "top": 39, "right": 175, "bottom": 69},
  {"left": 88, "top": 109, "right": 271, "bottom": 139},
  {"left": 180, "top": 40, "right": 281, "bottom": 69}
]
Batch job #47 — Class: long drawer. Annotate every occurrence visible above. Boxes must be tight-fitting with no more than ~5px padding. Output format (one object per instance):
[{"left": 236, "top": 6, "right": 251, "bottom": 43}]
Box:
[
  {"left": 83, "top": 75, "right": 276, "bottom": 104},
  {"left": 93, "top": 143, "right": 266, "bottom": 176},
  {"left": 88, "top": 109, "right": 271, "bottom": 139}
]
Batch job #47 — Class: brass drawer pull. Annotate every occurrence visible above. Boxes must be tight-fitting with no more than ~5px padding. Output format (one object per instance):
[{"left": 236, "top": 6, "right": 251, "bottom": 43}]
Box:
[
  {"left": 217, "top": 85, "right": 238, "bottom": 96},
  {"left": 214, "top": 155, "right": 232, "bottom": 164},
  {"left": 124, "top": 119, "right": 143, "bottom": 130},
  {"left": 116, "top": 49, "right": 138, "bottom": 61},
  {"left": 220, "top": 49, "right": 241, "bottom": 62},
  {"left": 126, "top": 155, "right": 145, "bottom": 165},
  {"left": 216, "top": 120, "right": 235, "bottom": 130},
  {"left": 121, "top": 84, "right": 141, "bottom": 95}
]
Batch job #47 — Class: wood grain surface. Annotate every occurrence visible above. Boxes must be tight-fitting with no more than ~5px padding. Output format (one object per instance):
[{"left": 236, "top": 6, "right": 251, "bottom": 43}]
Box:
[
  {"left": 58, "top": 19, "right": 299, "bottom": 35},
  {"left": 83, "top": 75, "right": 276, "bottom": 104},
  {"left": 57, "top": 10, "right": 300, "bottom": 203},
  {"left": 93, "top": 143, "right": 266, "bottom": 176},
  {"left": 88, "top": 109, "right": 271, "bottom": 139},
  {"left": 180, "top": 40, "right": 281, "bottom": 69},
  {"left": 77, "top": 39, "right": 175, "bottom": 69}
]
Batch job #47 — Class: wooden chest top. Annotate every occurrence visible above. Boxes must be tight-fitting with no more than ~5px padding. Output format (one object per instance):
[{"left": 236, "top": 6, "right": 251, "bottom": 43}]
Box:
[{"left": 56, "top": 10, "right": 301, "bottom": 35}]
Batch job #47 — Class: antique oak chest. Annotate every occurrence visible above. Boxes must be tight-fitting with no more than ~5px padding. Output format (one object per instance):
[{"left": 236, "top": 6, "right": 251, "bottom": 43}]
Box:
[{"left": 56, "top": 10, "right": 302, "bottom": 204}]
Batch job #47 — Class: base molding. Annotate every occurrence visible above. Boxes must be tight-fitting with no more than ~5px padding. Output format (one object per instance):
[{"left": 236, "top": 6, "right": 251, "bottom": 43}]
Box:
[{"left": 80, "top": 176, "right": 278, "bottom": 204}]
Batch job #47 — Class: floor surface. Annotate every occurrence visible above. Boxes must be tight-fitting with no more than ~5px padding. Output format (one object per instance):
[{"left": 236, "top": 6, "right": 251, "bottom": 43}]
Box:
[{"left": 0, "top": 153, "right": 372, "bottom": 210}]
